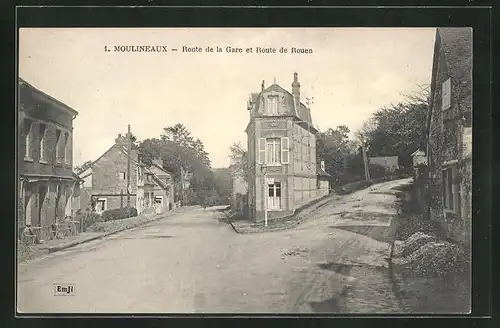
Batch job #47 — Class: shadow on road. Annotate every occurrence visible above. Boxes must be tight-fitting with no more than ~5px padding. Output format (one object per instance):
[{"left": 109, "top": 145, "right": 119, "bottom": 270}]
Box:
[
  {"left": 123, "top": 235, "right": 175, "bottom": 240},
  {"left": 329, "top": 225, "right": 391, "bottom": 243}
]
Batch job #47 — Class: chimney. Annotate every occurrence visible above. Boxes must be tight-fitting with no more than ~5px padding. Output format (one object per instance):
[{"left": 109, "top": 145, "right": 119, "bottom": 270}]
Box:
[
  {"left": 321, "top": 160, "right": 325, "bottom": 171},
  {"left": 115, "top": 133, "right": 124, "bottom": 145},
  {"left": 152, "top": 158, "right": 163, "bottom": 167},
  {"left": 261, "top": 80, "right": 265, "bottom": 92},
  {"left": 292, "top": 72, "right": 300, "bottom": 107}
]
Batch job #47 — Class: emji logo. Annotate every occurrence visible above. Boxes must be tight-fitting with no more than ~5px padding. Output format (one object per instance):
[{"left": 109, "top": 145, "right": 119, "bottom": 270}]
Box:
[{"left": 53, "top": 283, "right": 75, "bottom": 296}]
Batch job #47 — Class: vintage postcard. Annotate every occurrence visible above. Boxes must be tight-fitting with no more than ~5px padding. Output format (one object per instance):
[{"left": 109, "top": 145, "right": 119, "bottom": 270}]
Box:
[{"left": 17, "top": 27, "right": 472, "bottom": 314}]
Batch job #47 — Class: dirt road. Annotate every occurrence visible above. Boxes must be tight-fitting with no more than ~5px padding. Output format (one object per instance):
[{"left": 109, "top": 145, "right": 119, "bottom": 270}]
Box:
[{"left": 17, "top": 178, "right": 411, "bottom": 314}]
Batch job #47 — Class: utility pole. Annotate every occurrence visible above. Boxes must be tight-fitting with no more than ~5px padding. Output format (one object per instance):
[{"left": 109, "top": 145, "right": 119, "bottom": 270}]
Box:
[
  {"left": 126, "top": 124, "right": 131, "bottom": 213},
  {"left": 360, "top": 133, "right": 371, "bottom": 181}
]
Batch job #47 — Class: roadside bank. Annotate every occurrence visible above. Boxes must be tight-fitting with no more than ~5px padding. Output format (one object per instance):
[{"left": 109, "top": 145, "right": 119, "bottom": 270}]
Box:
[{"left": 387, "top": 183, "right": 471, "bottom": 313}]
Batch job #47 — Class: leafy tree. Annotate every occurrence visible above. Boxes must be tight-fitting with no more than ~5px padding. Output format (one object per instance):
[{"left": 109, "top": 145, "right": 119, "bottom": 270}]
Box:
[
  {"left": 363, "top": 86, "right": 429, "bottom": 172},
  {"left": 138, "top": 123, "right": 215, "bottom": 205},
  {"left": 212, "top": 168, "right": 232, "bottom": 205},
  {"left": 316, "top": 125, "right": 355, "bottom": 184},
  {"left": 228, "top": 142, "right": 248, "bottom": 182}
]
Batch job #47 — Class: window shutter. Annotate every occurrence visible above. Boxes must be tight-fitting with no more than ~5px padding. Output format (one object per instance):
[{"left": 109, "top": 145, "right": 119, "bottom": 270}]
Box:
[
  {"left": 258, "top": 138, "right": 266, "bottom": 164},
  {"left": 442, "top": 78, "right": 451, "bottom": 110},
  {"left": 281, "top": 137, "right": 290, "bottom": 164},
  {"left": 452, "top": 165, "right": 460, "bottom": 215}
]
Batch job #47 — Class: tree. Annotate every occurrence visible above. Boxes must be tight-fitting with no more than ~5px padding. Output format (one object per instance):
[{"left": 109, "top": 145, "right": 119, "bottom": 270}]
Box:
[
  {"left": 138, "top": 123, "right": 215, "bottom": 205},
  {"left": 228, "top": 142, "right": 248, "bottom": 182},
  {"left": 363, "top": 86, "right": 429, "bottom": 172},
  {"left": 212, "top": 168, "right": 232, "bottom": 205},
  {"left": 316, "top": 125, "right": 355, "bottom": 184}
]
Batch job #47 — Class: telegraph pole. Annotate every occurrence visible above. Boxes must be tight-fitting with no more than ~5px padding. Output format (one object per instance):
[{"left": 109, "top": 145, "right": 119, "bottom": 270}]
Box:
[
  {"left": 126, "top": 124, "right": 131, "bottom": 211},
  {"left": 360, "top": 133, "right": 371, "bottom": 181}
]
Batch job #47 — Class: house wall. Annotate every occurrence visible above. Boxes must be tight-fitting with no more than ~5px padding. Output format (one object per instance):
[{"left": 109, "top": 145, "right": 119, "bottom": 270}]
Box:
[
  {"left": 247, "top": 116, "right": 321, "bottom": 222},
  {"left": 18, "top": 80, "right": 77, "bottom": 238},
  {"left": 91, "top": 145, "right": 139, "bottom": 202},
  {"left": 19, "top": 99, "right": 75, "bottom": 179},
  {"left": 21, "top": 180, "right": 74, "bottom": 241},
  {"left": 427, "top": 31, "right": 472, "bottom": 247}
]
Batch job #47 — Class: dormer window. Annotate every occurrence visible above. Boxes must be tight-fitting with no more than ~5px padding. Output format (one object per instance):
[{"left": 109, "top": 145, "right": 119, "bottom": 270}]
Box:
[{"left": 268, "top": 96, "right": 279, "bottom": 115}]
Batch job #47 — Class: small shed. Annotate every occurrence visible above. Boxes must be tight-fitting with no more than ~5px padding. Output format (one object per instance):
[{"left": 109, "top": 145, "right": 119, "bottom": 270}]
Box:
[{"left": 411, "top": 149, "right": 427, "bottom": 167}]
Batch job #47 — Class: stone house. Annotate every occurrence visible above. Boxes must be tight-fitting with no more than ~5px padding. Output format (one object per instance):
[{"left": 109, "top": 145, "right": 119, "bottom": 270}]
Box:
[
  {"left": 245, "top": 73, "right": 327, "bottom": 222},
  {"left": 76, "top": 133, "right": 175, "bottom": 215},
  {"left": 18, "top": 78, "right": 79, "bottom": 241},
  {"left": 426, "top": 27, "right": 472, "bottom": 247}
]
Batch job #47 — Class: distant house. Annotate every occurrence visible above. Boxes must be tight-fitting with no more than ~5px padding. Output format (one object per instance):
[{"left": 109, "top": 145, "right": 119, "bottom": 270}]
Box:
[
  {"left": 369, "top": 156, "right": 399, "bottom": 172},
  {"left": 76, "top": 132, "right": 175, "bottom": 215},
  {"left": 426, "top": 27, "right": 472, "bottom": 247},
  {"left": 411, "top": 149, "right": 427, "bottom": 167},
  {"left": 18, "top": 78, "right": 79, "bottom": 241},
  {"left": 148, "top": 158, "right": 175, "bottom": 214},
  {"left": 316, "top": 161, "right": 331, "bottom": 197}
]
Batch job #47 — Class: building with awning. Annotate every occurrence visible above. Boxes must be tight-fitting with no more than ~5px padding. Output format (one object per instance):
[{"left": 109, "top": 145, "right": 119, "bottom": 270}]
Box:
[{"left": 18, "top": 78, "right": 79, "bottom": 242}]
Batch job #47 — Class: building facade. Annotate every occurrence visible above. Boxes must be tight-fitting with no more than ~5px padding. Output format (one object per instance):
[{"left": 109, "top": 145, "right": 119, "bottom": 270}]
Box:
[
  {"left": 148, "top": 158, "right": 175, "bottom": 214},
  {"left": 18, "top": 78, "right": 79, "bottom": 241},
  {"left": 77, "top": 133, "right": 175, "bottom": 215},
  {"left": 245, "top": 73, "right": 326, "bottom": 221},
  {"left": 426, "top": 28, "right": 472, "bottom": 247}
]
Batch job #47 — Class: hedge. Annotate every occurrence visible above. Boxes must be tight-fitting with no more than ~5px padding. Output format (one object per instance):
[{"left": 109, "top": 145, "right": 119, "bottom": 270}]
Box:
[{"left": 101, "top": 206, "right": 138, "bottom": 222}]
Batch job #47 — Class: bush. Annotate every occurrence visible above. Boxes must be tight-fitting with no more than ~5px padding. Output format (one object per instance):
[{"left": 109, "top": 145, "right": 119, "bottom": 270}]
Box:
[
  {"left": 369, "top": 164, "right": 388, "bottom": 179},
  {"left": 101, "top": 206, "right": 138, "bottom": 222},
  {"left": 83, "top": 211, "right": 103, "bottom": 231}
]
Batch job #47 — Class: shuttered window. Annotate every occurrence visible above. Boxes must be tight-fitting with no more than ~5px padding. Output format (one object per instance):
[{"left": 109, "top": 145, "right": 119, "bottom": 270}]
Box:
[{"left": 266, "top": 138, "right": 281, "bottom": 164}]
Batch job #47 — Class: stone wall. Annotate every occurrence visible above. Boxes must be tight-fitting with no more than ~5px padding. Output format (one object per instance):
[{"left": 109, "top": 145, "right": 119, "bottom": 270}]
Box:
[
  {"left": 427, "top": 32, "right": 472, "bottom": 248},
  {"left": 92, "top": 145, "right": 138, "bottom": 196}
]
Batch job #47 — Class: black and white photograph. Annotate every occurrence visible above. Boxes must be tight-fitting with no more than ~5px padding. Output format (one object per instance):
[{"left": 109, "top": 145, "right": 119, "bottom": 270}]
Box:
[{"left": 17, "top": 27, "right": 472, "bottom": 314}]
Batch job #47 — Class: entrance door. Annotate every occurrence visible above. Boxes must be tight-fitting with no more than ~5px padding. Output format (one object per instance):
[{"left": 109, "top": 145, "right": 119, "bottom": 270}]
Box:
[{"left": 267, "top": 182, "right": 282, "bottom": 210}]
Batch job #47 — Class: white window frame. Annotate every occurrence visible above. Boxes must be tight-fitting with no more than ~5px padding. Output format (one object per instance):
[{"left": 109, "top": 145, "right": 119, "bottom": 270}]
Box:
[
  {"left": 266, "top": 138, "right": 282, "bottom": 165},
  {"left": 268, "top": 96, "right": 279, "bottom": 115},
  {"left": 24, "top": 119, "right": 33, "bottom": 161},
  {"left": 39, "top": 123, "right": 47, "bottom": 162},
  {"left": 96, "top": 198, "right": 107, "bottom": 213},
  {"left": 268, "top": 182, "right": 282, "bottom": 210},
  {"left": 442, "top": 162, "right": 458, "bottom": 214},
  {"left": 442, "top": 78, "right": 451, "bottom": 111}
]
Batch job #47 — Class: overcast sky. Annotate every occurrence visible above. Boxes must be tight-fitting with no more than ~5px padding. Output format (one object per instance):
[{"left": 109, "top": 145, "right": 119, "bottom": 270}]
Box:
[{"left": 19, "top": 28, "right": 436, "bottom": 168}]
